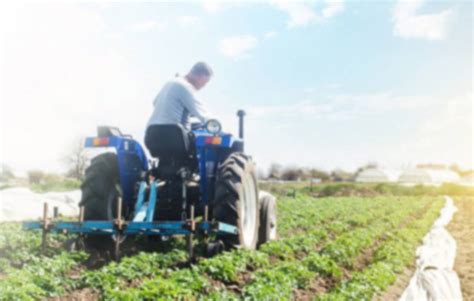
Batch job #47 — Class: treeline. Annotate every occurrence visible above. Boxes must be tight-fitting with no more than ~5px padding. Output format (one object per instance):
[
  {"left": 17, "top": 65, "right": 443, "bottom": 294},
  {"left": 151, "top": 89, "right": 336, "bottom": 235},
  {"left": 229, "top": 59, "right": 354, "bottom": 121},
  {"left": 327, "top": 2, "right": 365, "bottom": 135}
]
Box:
[
  {"left": 0, "top": 165, "right": 81, "bottom": 192},
  {"left": 26, "top": 170, "right": 81, "bottom": 192},
  {"left": 261, "top": 182, "right": 474, "bottom": 198},
  {"left": 261, "top": 162, "right": 474, "bottom": 182},
  {"left": 0, "top": 137, "right": 88, "bottom": 192}
]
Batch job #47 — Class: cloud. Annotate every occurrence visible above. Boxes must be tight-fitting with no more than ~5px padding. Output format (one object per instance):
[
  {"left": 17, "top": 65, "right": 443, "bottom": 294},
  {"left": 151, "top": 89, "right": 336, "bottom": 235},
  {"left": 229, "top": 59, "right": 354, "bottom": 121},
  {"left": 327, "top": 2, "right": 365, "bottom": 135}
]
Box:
[
  {"left": 271, "top": 0, "right": 345, "bottom": 28},
  {"left": 408, "top": 92, "right": 473, "bottom": 168},
  {"left": 218, "top": 35, "right": 258, "bottom": 59},
  {"left": 177, "top": 15, "right": 200, "bottom": 27},
  {"left": 248, "top": 92, "right": 436, "bottom": 121},
  {"left": 264, "top": 31, "right": 278, "bottom": 39},
  {"left": 272, "top": 1, "right": 317, "bottom": 27},
  {"left": 201, "top": 1, "right": 345, "bottom": 28},
  {"left": 202, "top": 2, "right": 221, "bottom": 13},
  {"left": 201, "top": 0, "right": 226, "bottom": 13},
  {"left": 322, "top": 0, "right": 345, "bottom": 18},
  {"left": 127, "top": 20, "right": 166, "bottom": 32},
  {"left": 247, "top": 92, "right": 472, "bottom": 171},
  {"left": 393, "top": 0, "right": 455, "bottom": 40}
]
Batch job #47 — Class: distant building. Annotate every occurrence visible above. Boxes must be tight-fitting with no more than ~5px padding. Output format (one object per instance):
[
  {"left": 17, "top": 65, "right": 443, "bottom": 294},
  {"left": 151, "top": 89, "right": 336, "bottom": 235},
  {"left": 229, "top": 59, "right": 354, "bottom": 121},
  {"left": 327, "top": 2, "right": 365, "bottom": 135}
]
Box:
[
  {"left": 355, "top": 168, "right": 401, "bottom": 183},
  {"left": 398, "top": 169, "right": 460, "bottom": 185}
]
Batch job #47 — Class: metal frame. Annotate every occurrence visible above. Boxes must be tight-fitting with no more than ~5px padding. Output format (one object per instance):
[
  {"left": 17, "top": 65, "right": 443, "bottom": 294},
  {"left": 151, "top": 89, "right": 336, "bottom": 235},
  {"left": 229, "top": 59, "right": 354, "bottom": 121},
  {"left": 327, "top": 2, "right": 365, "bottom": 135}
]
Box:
[
  {"left": 24, "top": 179, "right": 239, "bottom": 259},
  {"left": 24, "top": 220, "right": 237, "bottom": 236},
  {"left": 24, "top": 180, "right": 239, "bottom": 237}
]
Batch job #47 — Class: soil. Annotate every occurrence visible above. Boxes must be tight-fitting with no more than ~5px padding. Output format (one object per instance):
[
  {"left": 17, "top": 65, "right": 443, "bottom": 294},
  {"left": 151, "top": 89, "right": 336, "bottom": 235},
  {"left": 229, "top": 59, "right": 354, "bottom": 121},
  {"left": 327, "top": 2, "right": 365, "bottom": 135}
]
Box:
[
  {"left": 293, "top": 277, "right": 332, "bottom": 301},
  {"left": 447, "top": 196, "right": 474, "bottom": 301},
  {"left": 374, "top": 266, "right": 415, "bottom": 301},
  {"left": 49, "top": 288, "right": 99, "bottom": 301}
]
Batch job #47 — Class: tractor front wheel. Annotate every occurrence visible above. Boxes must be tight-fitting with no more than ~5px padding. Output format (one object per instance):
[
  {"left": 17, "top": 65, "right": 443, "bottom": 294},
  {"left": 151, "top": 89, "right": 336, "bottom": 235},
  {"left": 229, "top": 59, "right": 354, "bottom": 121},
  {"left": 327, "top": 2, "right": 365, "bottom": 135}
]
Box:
[
  {"left": 257, "top": 191, "right": 278, "bottom": 247},
  {"left": 213, "top": 153, "right": 259, "bottom": 250}
]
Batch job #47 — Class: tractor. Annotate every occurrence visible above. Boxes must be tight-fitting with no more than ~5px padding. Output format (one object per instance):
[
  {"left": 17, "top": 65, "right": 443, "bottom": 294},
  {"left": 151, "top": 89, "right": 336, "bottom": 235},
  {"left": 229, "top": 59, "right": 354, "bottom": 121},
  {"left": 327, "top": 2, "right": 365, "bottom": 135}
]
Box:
[{"left": 24, "top": 110, "right": 277, "bottom": 259}]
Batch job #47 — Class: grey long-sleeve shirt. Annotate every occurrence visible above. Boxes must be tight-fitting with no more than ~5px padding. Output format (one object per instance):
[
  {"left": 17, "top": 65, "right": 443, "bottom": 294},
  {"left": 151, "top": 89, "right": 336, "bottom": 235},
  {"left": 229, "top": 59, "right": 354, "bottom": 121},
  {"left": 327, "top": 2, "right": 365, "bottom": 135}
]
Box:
[{"left": 146, "top": 77, "right": 210, "bottom": 129}]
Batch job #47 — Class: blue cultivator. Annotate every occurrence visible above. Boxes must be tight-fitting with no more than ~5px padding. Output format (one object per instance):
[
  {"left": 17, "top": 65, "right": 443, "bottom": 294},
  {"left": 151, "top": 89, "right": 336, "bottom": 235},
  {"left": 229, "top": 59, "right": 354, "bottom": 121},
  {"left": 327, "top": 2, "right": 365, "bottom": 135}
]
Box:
[{"left": 24, "top": 110, "right": 277, "bottom": 260}]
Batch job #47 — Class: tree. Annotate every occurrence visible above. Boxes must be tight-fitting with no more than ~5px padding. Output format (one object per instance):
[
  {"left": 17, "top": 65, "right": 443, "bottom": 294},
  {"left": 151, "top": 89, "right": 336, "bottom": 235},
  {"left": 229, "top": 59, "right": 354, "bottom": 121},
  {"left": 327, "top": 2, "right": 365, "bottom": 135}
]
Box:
[
  {"left": 449, "top": 164, "right": 461, "bottom": 175},
  {"left": 0, "top": 164, "right": 14, "bottom": 182},
  {"left": 28, "top": 170, "right": 45, "bottom": 184},
  {"left": 354, "top": 162, "right": 379, "bottom": 179},
  {"left": 63, "top": 137, "right": 88, "bottom": 180},
  {"left": 331, "top": 169, "right": 354, "bottom": 182},
  {"left": 256, "top": 167, "right": 267, "bottom": 180},
  {"left": 268, "top": 163, "right": 283, "bottom": 179},
  {"left": 308, "top": 168, "right": 330, "bottom": 182},
  {"left": 459, "top": 169, "right": 474, "bottom": 177},
  {"left": 281, "top": 166, "right": 304, "bottom": 181}
]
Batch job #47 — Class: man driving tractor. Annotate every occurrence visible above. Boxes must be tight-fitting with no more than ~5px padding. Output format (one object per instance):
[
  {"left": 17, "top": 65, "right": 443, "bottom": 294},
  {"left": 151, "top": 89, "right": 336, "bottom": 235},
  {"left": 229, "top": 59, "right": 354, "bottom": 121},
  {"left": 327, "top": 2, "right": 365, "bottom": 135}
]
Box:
[
  {"left": 25, "top": 61, "right": 277, "bottom": 259},
  {"left": 145, "top": 62, "right": 213, "bottom": 156}
]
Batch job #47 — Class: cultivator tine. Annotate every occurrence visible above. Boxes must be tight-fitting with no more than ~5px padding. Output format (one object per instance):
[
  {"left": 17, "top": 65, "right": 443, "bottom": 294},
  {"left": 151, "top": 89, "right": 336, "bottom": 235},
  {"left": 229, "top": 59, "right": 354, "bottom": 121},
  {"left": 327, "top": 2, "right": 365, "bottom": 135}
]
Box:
[
  {"left": 203, "top": 205, "right": 209, "bottom": 247},
  {"left": 113, "top": 197, "right": 124, "bottom": 261},
  {"left": 186, "top": 204, "right": 195, "bottom": 261},
  {"left": 41, "top": 202, "right": 49, "bottom": 253},
  {"left": 115, "top": 197, "right": 124, "bottom": 230},
  {"left": 79, "top": 206, "right": 85, "bottom": 222},
  {"left": 113, "top": 238, "right": 121, "bottom": 261},
  {"left": 186, "top": 235, "right": 194, "bottom": 261},
  {"left": 76, "top": 206, "right": 85, "bottom": 248}
]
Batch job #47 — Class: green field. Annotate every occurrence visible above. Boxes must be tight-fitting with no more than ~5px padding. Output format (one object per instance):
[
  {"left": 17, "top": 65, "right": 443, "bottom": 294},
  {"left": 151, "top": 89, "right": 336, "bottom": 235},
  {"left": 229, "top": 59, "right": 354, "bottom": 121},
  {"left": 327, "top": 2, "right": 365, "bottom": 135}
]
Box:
[{"left": 0, "top": 188, "right": 446, "bottom": 300}]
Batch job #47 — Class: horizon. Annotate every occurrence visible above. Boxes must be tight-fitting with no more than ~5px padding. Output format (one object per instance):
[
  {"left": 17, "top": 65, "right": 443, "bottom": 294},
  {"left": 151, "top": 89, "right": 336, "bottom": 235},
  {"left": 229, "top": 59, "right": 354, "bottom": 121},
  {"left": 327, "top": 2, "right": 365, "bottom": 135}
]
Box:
[{"left": 1, "top": 0, "right": 472, "bottom": 174}]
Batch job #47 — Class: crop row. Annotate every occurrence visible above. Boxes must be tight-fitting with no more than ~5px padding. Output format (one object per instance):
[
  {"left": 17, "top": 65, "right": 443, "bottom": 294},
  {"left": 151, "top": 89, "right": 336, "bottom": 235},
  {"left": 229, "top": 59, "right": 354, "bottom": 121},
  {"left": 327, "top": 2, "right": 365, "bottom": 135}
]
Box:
[
  {"left": 0, "top": 195, "right": 389, "bottom": 299},
  {"left": 237, "top": 197, "right": 438, "bottom": 300},
  {"left": 96, "top": 197, "right": 434, "bottom": 300},
  {"left": 101, "top": 196, "right": 405, "bottom": 295},
  {"left": 317, "top": 198, "right": 444, "bottom": 300},
  {"left": 0, "top": 223, "right": 70, "bottom": 273},
  {"left": 0, "top": 195, "right": 443, "bottom": 301}
]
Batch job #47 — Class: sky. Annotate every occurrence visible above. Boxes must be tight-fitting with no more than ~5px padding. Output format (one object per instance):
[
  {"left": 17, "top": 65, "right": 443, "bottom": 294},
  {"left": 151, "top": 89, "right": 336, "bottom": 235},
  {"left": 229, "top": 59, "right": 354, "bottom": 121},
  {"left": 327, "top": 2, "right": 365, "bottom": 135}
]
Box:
[{"left": 0, "top": 0, "right": 472, "bottom": 175}]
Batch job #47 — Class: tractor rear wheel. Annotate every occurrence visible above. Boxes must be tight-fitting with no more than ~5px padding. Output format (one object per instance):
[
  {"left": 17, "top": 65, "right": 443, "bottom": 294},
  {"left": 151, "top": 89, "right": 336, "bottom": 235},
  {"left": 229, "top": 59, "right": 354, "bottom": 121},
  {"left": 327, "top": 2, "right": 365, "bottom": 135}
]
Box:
[
  {"left": 80, "top": 153, "right": 121, "bottom": 251},
  {"left": 213, "top": 153, "right": 259, "bottom": 250}
]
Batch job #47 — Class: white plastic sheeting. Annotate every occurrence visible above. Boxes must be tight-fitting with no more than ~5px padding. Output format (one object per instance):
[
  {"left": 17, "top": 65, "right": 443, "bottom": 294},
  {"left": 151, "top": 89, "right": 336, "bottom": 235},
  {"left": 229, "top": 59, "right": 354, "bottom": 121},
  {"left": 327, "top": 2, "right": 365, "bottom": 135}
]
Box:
[
  {"left": 0, "top": 187, "right": 81, "bottom": 222},
  {"left": 399, "top": 196, "right": 462, "bottom": 301}
]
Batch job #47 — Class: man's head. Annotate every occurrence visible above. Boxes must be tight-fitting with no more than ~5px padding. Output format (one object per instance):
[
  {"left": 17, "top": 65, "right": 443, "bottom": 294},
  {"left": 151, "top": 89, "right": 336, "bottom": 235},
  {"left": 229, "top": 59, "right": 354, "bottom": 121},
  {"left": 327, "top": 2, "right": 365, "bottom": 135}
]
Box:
[{"left": 186, "top": 62, "right": 213, "bottom": 90}]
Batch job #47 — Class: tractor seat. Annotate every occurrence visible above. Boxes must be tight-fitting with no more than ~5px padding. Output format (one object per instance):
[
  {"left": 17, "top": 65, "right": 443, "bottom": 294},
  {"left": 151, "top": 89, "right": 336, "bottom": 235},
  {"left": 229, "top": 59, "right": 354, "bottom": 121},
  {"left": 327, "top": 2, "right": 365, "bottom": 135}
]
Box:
[{"left": 145, "top": 124, "right": 196, "bottom": 179}]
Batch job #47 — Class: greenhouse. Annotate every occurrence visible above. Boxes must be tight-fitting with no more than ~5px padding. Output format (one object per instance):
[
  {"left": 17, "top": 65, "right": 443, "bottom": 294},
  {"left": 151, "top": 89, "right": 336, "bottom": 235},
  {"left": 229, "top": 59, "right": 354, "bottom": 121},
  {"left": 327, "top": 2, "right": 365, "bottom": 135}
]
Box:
[
  {"left": 355, "top": 168, "right": 401, "bottom": 183},
  {"left": 398, "top": 169, "right": 460, "bottom": 185}
]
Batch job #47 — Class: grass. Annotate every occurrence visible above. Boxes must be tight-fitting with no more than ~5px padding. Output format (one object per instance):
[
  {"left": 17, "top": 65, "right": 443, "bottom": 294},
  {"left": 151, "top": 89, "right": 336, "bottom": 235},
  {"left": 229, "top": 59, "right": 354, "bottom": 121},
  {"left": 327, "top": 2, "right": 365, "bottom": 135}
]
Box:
[
  {"left": 30, "top": 178, "right": 81, "bottom": 193},
  {"left": 0, "top": 183, "right": 12, "bottom": 190}
]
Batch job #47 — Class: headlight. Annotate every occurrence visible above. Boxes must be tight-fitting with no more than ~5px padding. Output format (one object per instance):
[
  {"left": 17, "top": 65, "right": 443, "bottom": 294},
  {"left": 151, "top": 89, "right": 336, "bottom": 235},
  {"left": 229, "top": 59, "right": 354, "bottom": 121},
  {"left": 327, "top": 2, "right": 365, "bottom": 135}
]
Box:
[{"left": 206, "top": 119, "right": 222, "bottom": 134}]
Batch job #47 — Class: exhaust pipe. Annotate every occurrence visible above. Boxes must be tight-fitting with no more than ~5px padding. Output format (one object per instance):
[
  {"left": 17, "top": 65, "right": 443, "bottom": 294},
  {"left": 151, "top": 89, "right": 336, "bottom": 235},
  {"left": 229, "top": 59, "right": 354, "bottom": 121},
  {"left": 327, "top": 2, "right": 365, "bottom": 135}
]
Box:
[{"left": 237, "top": 110, "right": 246, "bottom": 139}]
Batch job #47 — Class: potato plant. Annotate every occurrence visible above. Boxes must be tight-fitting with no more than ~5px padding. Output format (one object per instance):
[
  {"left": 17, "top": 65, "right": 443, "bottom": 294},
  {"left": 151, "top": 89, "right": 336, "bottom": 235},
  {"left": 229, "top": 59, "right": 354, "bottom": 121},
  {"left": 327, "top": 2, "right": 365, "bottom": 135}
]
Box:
[{"left": 0, "top": 191, "right": 444, "bottom": 300}]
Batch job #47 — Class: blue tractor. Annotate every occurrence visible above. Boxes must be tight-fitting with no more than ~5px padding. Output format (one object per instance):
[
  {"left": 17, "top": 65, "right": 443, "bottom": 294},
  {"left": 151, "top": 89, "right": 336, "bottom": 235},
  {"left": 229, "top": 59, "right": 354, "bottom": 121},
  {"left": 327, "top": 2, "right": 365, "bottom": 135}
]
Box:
[{"left": 25, "top": 110, "right": 277, "bottom": 259}]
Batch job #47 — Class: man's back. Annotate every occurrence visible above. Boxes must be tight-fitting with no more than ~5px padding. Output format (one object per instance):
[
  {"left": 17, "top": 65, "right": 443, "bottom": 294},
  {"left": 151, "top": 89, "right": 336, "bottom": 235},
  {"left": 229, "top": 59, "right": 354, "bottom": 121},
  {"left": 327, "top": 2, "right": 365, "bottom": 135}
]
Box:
[{"left": 147, "top": 77, "right": 208, "bottom": 129}]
